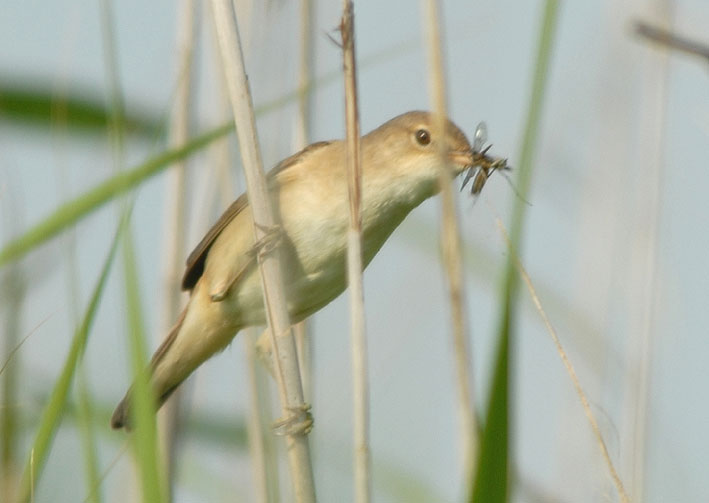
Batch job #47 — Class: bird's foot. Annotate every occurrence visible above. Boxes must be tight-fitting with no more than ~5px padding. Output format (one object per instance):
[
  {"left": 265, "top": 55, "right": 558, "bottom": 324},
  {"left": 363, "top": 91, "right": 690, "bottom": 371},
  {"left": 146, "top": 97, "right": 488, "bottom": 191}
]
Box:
[
  {"left": 272, "top": 403, "right": 313, "bottom": 436},
  {"left": 248, "top": 223, "right": 284, "bottom": 260}
]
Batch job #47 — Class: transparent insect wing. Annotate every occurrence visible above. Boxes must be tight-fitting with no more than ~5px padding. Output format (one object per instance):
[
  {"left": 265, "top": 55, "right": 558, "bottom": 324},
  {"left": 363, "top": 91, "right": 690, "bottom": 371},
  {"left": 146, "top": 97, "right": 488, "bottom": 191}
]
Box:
[{"left": 473, "top": 122, "right": 488, "bottom": 153}]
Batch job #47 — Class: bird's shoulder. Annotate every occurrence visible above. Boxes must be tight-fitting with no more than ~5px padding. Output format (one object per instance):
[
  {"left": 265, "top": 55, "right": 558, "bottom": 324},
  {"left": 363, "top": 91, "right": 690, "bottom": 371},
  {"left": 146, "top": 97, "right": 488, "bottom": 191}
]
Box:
[
  {"left": 181, "top": 140, "right": 333, "bottom": 291},
  {"left": 272, "top": 140, "right": 332, "bottom": 177}
]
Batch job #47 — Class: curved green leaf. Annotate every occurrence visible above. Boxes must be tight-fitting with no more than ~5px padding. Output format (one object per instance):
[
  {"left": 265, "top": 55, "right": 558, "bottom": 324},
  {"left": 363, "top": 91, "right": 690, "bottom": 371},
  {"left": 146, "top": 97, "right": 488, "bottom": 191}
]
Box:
[{"left": 0, "top": 122, "right": 232, "bottom": 267}]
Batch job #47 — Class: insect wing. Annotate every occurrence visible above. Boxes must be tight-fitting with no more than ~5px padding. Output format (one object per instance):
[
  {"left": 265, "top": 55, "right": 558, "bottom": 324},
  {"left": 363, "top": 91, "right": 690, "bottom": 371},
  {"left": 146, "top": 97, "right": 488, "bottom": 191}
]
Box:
[{"left": 473, "top": 121, "right": 488, "bottom": 153}]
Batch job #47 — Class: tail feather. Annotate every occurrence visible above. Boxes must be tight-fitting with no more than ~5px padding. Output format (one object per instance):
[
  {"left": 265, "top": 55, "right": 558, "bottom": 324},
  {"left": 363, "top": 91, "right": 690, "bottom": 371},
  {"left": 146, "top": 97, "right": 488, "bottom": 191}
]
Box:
[{"left": 111, "top": 304, "right": 189, "bottom": 430}]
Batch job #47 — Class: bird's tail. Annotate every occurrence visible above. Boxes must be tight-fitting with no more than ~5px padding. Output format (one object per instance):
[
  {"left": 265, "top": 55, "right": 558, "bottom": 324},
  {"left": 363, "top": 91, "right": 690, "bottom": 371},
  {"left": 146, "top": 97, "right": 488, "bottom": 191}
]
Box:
[{"left": 110, "top": 304, "right": 189, "bottom": 430}]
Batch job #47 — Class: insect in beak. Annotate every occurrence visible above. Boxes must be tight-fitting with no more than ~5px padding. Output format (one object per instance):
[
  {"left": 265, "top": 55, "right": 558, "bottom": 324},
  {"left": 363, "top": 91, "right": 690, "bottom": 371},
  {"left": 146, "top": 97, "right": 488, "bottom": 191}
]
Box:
[{"left": 460, "top": 122, "right": 510, "bottom": 196}]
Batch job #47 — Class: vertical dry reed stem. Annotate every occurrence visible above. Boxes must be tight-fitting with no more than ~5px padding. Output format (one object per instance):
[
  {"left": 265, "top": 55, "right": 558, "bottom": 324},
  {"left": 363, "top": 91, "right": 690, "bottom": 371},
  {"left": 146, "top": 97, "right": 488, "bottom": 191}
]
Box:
[
  {"left": 630, "top": 6, "right": 671, "bottom": 501},
  {"left": 341, "top": 2, "right": 371, "bottom": 502},
  {"left": 159, "top": 0, "right": 197, "bottom": 490},
  {"left": 494, "top": 217, "right": 630, "bottom": 503},
  {"left": 421, "top": 0, "right": 477, "bottom": 484},
  {"left": 209, "top": 1, "right": 316, "bottom": 501}
]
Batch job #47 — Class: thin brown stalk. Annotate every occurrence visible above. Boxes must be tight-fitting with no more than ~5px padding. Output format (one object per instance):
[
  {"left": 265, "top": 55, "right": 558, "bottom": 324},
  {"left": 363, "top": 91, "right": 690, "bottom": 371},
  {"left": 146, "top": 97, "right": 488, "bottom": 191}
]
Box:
[
  {"left": 209, "top": 1, "right": 316, "bottom": 501},
  {"left": 0, "top": 321, "right": 43, "bottom": 377},
  {"left": 421, "top": 0, "right": 477, "bottom": 484},
  {"left": 634, "top": 20, "right": 709, "bottom": 63},
  {"left": 158, "top": 0, "right": 197, "bottom": 490},
  {"left": 494, "top": 217, "right": 630, "bottom": 503},
  {"left": 341, "top": 2, "right": 370, "bottom": 502}
]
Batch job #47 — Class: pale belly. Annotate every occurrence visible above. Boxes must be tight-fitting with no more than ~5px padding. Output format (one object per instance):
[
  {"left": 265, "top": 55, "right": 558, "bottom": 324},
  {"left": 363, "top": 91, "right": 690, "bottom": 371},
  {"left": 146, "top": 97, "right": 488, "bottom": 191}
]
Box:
[
  {"left": 229, "top": 198, "right": 411, "bottom": 328},
  {"left": 229, "top": 206, "right": 350, "bottom": 327}
]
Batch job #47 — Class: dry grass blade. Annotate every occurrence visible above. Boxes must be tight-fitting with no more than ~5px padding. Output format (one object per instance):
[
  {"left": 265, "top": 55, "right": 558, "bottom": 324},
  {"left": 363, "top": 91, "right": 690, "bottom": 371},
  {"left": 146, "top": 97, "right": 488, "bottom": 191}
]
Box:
[
  {"left": 0, "top": 317, "right": 49, "bottom": 378},
  {"left": 494, "top": 217, "right": 630, "bottom": 503},
  {"left": 81, "top": 442, "right": 130, "bottom": 503}
]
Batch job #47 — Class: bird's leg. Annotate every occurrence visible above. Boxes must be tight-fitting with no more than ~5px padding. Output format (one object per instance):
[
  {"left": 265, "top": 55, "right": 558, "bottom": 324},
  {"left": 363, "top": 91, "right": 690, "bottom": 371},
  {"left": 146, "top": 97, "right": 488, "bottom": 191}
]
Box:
[
  {"left": 255, "top": 329, "right": 313, "bottom": 435},
  {"left": 210, "top": 261, "right": 252, "bottom": 301}
]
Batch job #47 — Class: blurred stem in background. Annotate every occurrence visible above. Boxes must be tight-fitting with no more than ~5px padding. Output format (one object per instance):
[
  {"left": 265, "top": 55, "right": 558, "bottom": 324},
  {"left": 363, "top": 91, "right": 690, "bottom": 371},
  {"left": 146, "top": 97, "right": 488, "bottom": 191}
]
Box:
[
  {"left": 101, "top": 0, "right": 167, "bottom": 499},
  {"left": 1, "top": 262, "right": 25, "bottom": 502},
  {"left": 77, "top": 368, "right": 103, "bottom": 503},
  {"left": 53, "top": 44, "right": 105, "bottom": 502},
  {"left": 627, "top": 6, "right": 672, "bottom": 502},
  {"left": 244, "top": 331, "right": 271, "bottom": 503},
  {"left": 421, "top": 0, "right": 478, "bottom": 494},
  {"left": 122, "top": 222, "right": 168, "bottom": 502},
  {"left": 293, "top": 0, "right": 315, "bottom": 409},
  {"left": 158, "top": 0, "right": 198, "bottom": 494}
]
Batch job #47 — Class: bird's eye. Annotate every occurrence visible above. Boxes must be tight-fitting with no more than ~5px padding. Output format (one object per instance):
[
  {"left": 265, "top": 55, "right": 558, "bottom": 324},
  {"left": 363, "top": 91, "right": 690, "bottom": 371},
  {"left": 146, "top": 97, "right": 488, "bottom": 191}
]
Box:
[{"left": 415, "top": 129, "right": 431, "bottom": 146}]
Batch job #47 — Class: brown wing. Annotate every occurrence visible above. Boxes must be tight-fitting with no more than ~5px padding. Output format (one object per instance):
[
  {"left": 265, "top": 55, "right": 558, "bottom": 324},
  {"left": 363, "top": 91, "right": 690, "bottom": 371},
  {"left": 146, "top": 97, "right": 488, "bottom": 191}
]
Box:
[
  {"left": 180, "top": 140, "right": 332, "bottom": 291},
  {"left": 181, "top": 194, "right": 248, "bottom": 290}
]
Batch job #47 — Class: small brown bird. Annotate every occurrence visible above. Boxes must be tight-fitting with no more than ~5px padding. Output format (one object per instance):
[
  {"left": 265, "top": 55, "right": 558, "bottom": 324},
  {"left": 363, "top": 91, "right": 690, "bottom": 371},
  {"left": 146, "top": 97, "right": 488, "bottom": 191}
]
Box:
[{"left": 111, "top": 110, "right": 480, "bottom": 429}]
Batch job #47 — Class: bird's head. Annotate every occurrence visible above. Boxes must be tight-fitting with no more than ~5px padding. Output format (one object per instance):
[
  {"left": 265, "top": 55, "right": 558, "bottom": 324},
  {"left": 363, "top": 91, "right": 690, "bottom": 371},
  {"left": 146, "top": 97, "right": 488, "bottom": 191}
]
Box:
[{"left": 362, "top": 111, "right": 474, "bottom": 202}]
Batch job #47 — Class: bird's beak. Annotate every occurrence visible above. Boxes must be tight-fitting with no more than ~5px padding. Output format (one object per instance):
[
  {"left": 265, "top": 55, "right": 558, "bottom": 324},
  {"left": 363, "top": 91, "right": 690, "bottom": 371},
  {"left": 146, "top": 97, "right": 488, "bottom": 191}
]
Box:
[{"left": 447, "top": 150, "right": 474, "bottom": 175}]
